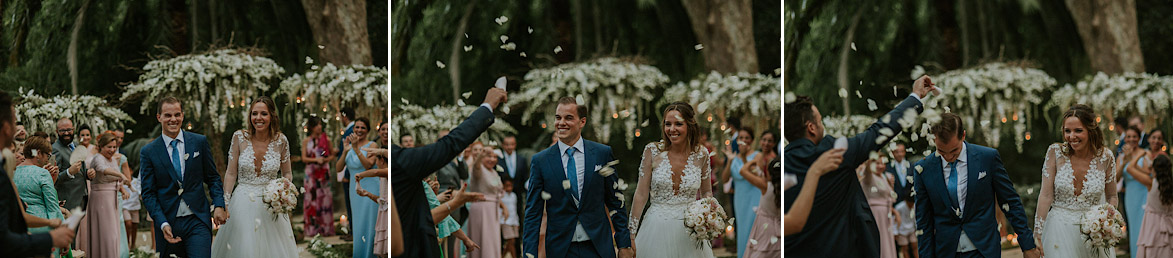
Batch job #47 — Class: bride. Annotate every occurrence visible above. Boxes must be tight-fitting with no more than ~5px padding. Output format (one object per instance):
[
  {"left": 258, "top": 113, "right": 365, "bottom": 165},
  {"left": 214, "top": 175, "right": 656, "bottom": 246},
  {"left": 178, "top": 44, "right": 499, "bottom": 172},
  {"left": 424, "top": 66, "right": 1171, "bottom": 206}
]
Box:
[
  {"left": 211, "top": 96, "right": 298, "bottom": 256},
  {"left": 1035, "top": 104, "right": 1119, "bottom": 258},
  {"left": 629, "top": 102, "right": 717, "bottom": 258}
]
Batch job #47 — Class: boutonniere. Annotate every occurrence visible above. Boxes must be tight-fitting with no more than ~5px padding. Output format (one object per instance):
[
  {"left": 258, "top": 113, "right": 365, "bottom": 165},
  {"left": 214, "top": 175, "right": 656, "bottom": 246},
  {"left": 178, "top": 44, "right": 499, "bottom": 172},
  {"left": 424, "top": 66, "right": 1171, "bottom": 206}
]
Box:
[
  {"left": 193, "top": 152, "right": 200, "bottom": 158},
  {"left": 978, "top": 171, "right": 987, "bottom": 180}
]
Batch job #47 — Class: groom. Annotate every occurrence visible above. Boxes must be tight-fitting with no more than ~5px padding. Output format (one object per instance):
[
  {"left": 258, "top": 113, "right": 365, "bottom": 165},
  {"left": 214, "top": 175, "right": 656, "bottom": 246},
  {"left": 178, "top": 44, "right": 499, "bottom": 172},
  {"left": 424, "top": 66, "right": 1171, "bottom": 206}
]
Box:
[
  {"left": 914, "top": 113, "right": 1040, "bottom": 258},
  {"left": 140, "top": 97, "right": 228, "bottom": 258},
  {"left": 523, "top": 97, "right": 633, "bottom": 258}
]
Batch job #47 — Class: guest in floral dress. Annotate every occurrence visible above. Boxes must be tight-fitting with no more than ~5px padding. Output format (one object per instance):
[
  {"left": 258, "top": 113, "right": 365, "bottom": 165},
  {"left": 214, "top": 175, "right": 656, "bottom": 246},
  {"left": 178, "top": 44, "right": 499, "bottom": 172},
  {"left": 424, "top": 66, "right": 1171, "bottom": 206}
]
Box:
[{"left": 301, "top": 117, "right": 335, "bottom": 237}]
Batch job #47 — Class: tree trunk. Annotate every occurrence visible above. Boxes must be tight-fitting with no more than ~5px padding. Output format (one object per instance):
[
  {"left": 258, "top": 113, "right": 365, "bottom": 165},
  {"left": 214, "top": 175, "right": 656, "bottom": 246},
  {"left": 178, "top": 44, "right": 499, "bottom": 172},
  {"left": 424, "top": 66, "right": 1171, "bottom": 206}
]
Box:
[
  {"left": 838, "top": 6, "right": 866, "bottom": 116},
  {"left": 573, "top": 0, "right": 584, "bottom": 60},
  {"left": 449, "top": 0, "right": 478, "bottom": 104},
  {"left": 681, "top": 0, "right": 758, "bottom": 74},
  {"left": 977, "top": 0, "right": 990, "bottom": 60},
  {"left": 1064, "top": 0, "right": 1145, "bottom": 73},
  {"left": 934, "top": 0, "right": 962, "bottom": 70},
  {"left": 190, "top": 0, "right": 199, "bottom": 48},
  {"left": 593, "top": 0, "right": 603, "bottom": 55},
  {"left": 959, "top": 0, "right": 970, "bottom": 66},
  {"left": 207, "top": 126, "right": 226, "bottom": 176},
  {"left": 68, "top": 0, "right": 91, "bottom": 95},
  {"left": 301, "top": 0, "right": 372, "bottom": 65}
]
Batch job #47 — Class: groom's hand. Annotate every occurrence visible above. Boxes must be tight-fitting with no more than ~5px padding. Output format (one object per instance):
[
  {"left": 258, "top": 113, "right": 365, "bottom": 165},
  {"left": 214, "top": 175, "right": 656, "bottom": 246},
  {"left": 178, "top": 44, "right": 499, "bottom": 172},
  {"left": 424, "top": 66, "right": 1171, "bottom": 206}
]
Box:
[
  {"left": 162, "top": 225, "right": 183, "bottom": 243},
  {"left": 213, "top": 207, "right": 229, "bottom": 225}
]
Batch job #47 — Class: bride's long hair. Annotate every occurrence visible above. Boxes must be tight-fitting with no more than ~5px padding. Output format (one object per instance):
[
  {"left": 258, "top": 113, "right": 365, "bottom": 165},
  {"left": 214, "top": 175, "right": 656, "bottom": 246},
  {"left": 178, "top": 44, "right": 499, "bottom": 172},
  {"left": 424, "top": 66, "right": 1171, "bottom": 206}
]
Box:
[
  {"left": 1152, "top": 155, "right": 1173, "bottom": 206},
  {"left": 1060, "top": 104, "right": 1106, "bottom": 157}
]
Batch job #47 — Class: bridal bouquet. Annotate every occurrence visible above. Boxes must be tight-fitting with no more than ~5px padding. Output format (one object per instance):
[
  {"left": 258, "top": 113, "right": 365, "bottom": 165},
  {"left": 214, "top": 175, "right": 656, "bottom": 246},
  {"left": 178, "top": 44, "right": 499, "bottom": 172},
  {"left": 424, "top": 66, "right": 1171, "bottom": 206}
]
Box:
[
  {"left": 684, "top": 197, "right": 729, "bottom": 247},
  {"left": 1078, "top": 204, "right": 1126, "bottom": 256},
  {"left": 262, "top": 178, "right": 299, "bottom": 216}
]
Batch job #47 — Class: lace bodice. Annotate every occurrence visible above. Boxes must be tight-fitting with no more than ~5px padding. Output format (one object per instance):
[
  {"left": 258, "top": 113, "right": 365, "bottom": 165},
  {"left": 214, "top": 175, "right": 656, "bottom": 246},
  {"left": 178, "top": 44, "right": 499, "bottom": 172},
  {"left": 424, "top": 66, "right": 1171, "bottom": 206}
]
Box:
[
  {"left": 226, "top": 131, "right": 293, "bottom": 202},
  {"left": 1035, "top": 143, "right": 1118, "bottom": 243},
  {"left": 628, "top": 142, "right": 712, "bottom": 236}
]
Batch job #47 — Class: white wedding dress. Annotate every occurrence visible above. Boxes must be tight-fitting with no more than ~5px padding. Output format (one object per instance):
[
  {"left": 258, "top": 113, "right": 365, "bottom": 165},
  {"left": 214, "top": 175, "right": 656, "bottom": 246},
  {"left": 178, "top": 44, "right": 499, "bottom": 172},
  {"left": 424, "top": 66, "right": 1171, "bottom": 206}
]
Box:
[
  {"left": 211, "top": 131, "right": 298, "bottom": 257},
  {"left": 630, "top": 142, "right": 716, "bottom": 258},
  {"left": 1035, "top": 144, "right": 1118, "bottom": 258}
]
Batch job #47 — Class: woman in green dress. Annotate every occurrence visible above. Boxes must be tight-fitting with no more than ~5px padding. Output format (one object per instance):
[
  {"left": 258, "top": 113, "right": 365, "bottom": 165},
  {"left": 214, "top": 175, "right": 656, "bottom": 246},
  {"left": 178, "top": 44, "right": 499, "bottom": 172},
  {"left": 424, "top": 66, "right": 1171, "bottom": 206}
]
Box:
[{"left": 14, "top": 135, "right": 69, "bottom": 258}]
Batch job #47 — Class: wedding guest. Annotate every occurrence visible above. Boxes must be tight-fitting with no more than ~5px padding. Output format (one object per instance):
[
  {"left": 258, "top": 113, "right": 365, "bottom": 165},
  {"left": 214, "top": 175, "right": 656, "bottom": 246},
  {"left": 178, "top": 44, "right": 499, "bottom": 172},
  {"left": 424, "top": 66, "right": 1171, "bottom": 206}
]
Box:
[
  {"left": 301, "top": 116, "right": 336, "bottom": 237},
  {"left": 0, "top": 91, "right": 77, "bottom": 256},
  {"left": 1131, "top": 115, "right": 1151, "bottom": 149},
  {"left": 740, "top": 157, "right": 783, "bottom": 258},
  {"left": 466, "top": 144, "right": 506, "bottom": 258},
  {"left": 783, "top": 149, "right": 844, "bottom": 236},
  {"left": 336, "top": 117, "right": 378, "bottom": 258},
  {"left": 78, "top": 132, "right": 131, "bottom": 257},
  {"left": 887, "top": 142, "right": 918, "bottom": 258},
  {"left": 337, "top": 107, "right": 356, "bottom": 241},
  {"left": 1121, "top": 126, "right": 1152, "bottom": 258},
  {"left": 1137, "top": 155, "right": 1173, "bottom": 257},
  {"left": 77, "top": 125, "right": 96, "bottom": 155},
  {"left": 14, "top": 121, "right": 26, "bottom": 151},
  {"left": 726, "top": 127, "right": 760, "bottom": 257},
  {"left": 400, "top": 134, "right": 415, "bottom": 148},
  {"left": 498, "top": 135, "right": 528, "bottom": 255},
  {"left": 500, "top": 179, "right": 520, "bottom": 258},
  {"left": 355, "top": 149, "right": 390, "bottom": 257},
  {"left": 1148, "top": 129, "right": 1166, "bottom": 156},
  {"left": 858, "top": 157, "right": 898, "bottom": 258},
  {"left": 14, "top": 135, "right": 68, "bottom": 258},
  {"left": 424, "top": 178, "right": 480, "bottom": 257},
  {"left": 111, "top": 128, "right": 142, "bottom": 249},
  {"left": 53, "top": 117, "right": 87, "bottom": 211},
  {"left": 1115, "top": 117, "right": 1130, "bottom": 154}
]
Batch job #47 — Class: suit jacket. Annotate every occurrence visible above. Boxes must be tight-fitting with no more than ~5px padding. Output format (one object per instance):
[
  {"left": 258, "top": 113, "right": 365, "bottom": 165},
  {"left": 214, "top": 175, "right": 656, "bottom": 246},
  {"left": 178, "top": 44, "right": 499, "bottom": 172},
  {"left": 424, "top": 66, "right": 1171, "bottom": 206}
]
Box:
[
  {"left": 913, "top": 142, "right": 1036, "bottom": 258},
  {"left": 522, "top": 139, "right": 631, "bottom": 258},
  {"left": 52, "top": 140, "right": 87, "bottom": 211},
  {"left": 139, "top": 131, "right": 225, "bottom": 231},
  {"left": 391, "top": 106, "right": 495, "bottom": 258},
  {"left": 886, "top": 160, "right": 914, "bottom": 206},
  {"left": 500, "top": 150, "right": 530, "bottom": 232},
  {"left": 783, "top": 95, "right": 923, "bottom": 257},
  {"left": 0, "top": 159, "right": 54, "bottom": 257}
]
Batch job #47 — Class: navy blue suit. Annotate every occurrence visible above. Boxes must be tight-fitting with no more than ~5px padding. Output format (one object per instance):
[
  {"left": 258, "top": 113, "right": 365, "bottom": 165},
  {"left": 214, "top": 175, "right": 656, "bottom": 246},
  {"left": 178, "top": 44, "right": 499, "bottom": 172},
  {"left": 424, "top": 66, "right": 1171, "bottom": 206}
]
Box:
[
  {"left": 140, "top": 131, "right": 224, "bottom": 258},
  {"left": 783, "top": 95, "right": 923, "bottom": 257},
  {"left": 887, "top": 160, "right": 915, "bottom": 207},
  {"left": 523, "top": 139, "right": 631, "bottom": 258},
  {"left": 913, "top": 142, "right": 1036, "bottom": 258}
]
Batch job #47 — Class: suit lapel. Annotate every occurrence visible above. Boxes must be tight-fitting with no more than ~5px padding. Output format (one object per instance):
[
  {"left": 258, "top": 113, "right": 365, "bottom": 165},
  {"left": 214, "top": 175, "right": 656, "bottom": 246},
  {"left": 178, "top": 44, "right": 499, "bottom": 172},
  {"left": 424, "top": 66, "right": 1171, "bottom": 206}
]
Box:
[
  {"left": 545, "top": 147, "right": 576, "bottom": 209},
  {"left": 157, "top": 138, "right": 182, "bottom": 182},
  {"left": 924, "top": 154, "right": 956, "bottom": 214},
  {"left": 964, "top": 143, "right": 981, "bottom": 218},
  {"left": 581, "top": 141, "right": 594, "bottom": 202}
]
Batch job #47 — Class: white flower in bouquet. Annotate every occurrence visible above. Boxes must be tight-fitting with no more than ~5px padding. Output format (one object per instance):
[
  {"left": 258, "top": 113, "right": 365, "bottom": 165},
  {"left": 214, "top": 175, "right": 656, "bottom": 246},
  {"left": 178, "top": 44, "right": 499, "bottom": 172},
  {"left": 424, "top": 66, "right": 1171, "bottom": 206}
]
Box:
[
  {"left": 262, "top": 178, "right": 299, "bottom": 217},
  {"left": 683, "top": 197, "right": 727, "bottom": 248}
]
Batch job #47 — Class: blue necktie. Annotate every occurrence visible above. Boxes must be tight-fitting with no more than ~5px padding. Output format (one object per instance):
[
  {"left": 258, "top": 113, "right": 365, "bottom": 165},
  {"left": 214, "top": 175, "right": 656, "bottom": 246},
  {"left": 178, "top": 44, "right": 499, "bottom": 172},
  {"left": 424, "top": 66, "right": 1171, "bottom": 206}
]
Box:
[
  {"left": 170, "top": 140, "right": 183, "bottom": 178},
  {"left": 566, "top": 148, "right": 579, "bottom": 201},
  {"left": 947, "top": 161, "right": 960, "bottom": 210}
]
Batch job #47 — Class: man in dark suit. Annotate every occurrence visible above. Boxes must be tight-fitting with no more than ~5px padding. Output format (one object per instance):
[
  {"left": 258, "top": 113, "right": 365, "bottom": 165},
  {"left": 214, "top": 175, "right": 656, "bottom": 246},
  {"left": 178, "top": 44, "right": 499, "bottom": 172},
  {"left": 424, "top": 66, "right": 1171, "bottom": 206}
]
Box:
[
  {"left": 782, "top": 75, "right": 935, "bottom": 257},
  {"left": 913, "top": 113, "right": 1040, "bottom": 258},
  {"left": 52, "top": 118, "right": 88, "bottom": 211},
  {"left": 391, "top": 87, "right": 507, "bottom": 258},
  {"left": 0, "top": 91, "right": 76, "bottom": 256},
  {"left": 886, "top": 142, "right": 918, "bottom": 258},
  {"left": 498, "top": 135, "right": 529, "bottom": 253}
]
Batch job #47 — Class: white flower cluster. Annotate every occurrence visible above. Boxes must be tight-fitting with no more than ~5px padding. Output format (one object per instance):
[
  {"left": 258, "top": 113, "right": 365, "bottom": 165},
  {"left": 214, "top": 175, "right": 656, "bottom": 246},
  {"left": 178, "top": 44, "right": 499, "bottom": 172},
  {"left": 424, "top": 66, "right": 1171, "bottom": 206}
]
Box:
[
  {"left": 278, "top": 58, "right": 387, "bottom": 139},
  {"left": 122, "top": 49, "right": 285, "bottom": 133},
  {"left": 129, "top": 245, "right": 159, "bottom": 258},
  {"left": 513, "top": 58, "right": 668, "bottom": 148},
  {"left": 683, "top": 197, "right": 729, "bottom": 244},
  {"left": 821, "top": 115, "right": 878, "bottom": 139},
  {"left": 17, "top": 88, "right": 135, "bottom": 135},
  {"left": 306, "top": 234, "right": 347, "bottom": 258},
  {"left": 914, "top": 62, "right": 1054, "bottom": 152},
  {"left": 663, "top": 71, "right": 781, "bottom": 122},
  {"left": 1078, "top": 203, "right": 1126, "bottom": 254},
  {"left": 390, "top": 103, "right": 517, "bottom": 145},
  {"left": 262, "top": 178, "right": 299, "bottom": 215},
  {"left": 1051, "top": 72, "right": 1173, "bottom": 126}
]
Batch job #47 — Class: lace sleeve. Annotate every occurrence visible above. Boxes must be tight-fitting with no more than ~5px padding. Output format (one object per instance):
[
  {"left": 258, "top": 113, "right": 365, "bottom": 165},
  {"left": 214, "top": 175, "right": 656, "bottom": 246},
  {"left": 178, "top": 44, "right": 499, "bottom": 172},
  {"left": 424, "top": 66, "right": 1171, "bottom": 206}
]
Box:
[
  {"left": 1035, "top": 144, "right": 1060, "bottom": 244},
  {"left": 628, "top": 143, "right": 657, "bottom": 240},
  {"left": 699, "top": 147, "right": 713, "bottom": 198},
  {"left": 280, "top": 134, "right": 293, "bottom": 181},
  {"left": 1104, "top": 150, "right": 1119, "bottom": 208},
  {"left": 224, "top": 131, "right": 243, "bottom": 204}
]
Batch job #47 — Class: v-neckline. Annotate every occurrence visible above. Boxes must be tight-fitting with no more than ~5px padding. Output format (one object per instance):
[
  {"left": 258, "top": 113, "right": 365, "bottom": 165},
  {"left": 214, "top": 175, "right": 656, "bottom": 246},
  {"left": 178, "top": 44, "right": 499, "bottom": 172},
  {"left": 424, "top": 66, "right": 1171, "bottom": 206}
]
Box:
[
  {"left": 1069, "top": 157, "right": 1092, "bottom": 198},
  {"left": 664, "top": 149, "right": 689, "bottom": 194},
  {"left": 250, "top": 139, "right": 270, "bottom": 177}
]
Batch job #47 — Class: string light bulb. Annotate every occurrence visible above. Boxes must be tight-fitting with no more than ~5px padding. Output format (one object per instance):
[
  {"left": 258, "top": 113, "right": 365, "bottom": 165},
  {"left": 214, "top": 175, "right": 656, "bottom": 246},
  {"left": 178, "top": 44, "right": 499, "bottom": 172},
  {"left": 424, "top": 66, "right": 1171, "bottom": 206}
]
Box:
[
  {"left": 1025, "top": 132, "right": 1031, "bottom": 141},
  {"left": 635, "top": 129, "right": 641, "bottom": 137}
]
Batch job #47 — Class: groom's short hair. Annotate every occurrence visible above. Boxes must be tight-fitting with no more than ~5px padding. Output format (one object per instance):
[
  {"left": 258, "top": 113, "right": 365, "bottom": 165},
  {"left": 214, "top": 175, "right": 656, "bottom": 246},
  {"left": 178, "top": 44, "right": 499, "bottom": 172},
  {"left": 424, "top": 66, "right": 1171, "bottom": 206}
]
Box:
[
  {"left": 157, "top": 96, "right": 182, "bottom": 113},
  {"left": 556, "top": 97, "right": 589, "bottom": 119},
  {"left": 930, "top": 113, "right": 965, "bottom": 142}
]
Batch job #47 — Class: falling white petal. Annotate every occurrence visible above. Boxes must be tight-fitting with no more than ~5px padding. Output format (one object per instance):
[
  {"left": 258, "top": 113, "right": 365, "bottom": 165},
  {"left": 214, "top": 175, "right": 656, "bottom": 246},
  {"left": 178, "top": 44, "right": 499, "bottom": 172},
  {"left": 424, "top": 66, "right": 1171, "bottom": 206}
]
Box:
[
  {"left": 838, "top": 88, "right": 848, "bottom": 98},
  {"left": 915, "top": 165, "right": 924, "bottom": 173},
  {"left": 462, "top": 91, "right": 473, "bottom": 99},
  {"left": 435, "top": 61, "right": 446, "bottom": 69},
  {"left": 495, "top": 16, "right": 509, "bottom": 25},
  {"left": 867, "top": 99, "right": 878, "bottom": 111},
  {"left": 575, "top": 95, "right": 585, "bottom": 105},
  {"left": 855, "top": 90, "right": 862, "bottom": 99},
  {"left": 500, "top": 35, "right": 510, "bottom": 43},
  {"left": 851, "top": 42, "right": 857, "bottom": 51},
  {"left": 554, "top": 46, "right": 563, "bottom": 54},
  {"left": 694, "top": 44, "right": 704, "bottom": 50},
  {"left": 464, "top": 45, "right": 473, "bottom": 52},
  {"left": 520, "top": 52, "right": 527, "bottom": 57},
  {"left": 785, "top": 92, "right": 797, "bottom": 103},
  {"left": 541, "top": 191, "right": 552, "bottom": 200},
  {"left": 528, "top": 26, "right": 534, "bottom": 34}
]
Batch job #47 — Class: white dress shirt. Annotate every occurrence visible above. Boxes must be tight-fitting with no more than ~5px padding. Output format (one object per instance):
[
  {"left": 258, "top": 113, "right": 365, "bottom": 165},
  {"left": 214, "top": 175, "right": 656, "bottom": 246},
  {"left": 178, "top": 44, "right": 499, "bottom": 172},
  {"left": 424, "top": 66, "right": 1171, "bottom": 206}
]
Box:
[
  {"left": 556, "top": 136, "right": 590, "bottom": 242},
  {"left": 161, "top": 131, "right": 194, "bottom": 230},
  {"left": 504, "top": 150, "right": 518, "bottom": 178},
  {"left": 940, "top": 144, "right": 975, "bottom": 252}
]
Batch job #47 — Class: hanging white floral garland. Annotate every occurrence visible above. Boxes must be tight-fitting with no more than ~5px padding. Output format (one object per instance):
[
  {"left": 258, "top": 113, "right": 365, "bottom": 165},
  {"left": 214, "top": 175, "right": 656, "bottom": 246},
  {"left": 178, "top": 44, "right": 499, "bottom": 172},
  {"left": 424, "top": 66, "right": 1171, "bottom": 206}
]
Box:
[
  {"left": 121, "top": 49, "right": 285, "bottom": 133},
  {"left": 277, "top": 57, "right": 388, "bottom": 138},
  {"left": 663, "top": 71, "right": 781, "bottom": 139},
  {"left": 17, "top": 88, "right": 135, "bottom": 135},
  {"left": 390, "top": 103, "right": 517, "bottom": 145},
  {"left": 510, "top": 57, "right": 668, "bottom": 149},
  {"left": 911, "top": 62, "right": 1054, "bottom": 152},
  {"left": 1050, "top": 72, "right": 1173, "bottom": 128},
  {"left": 822, "top": 115, "right": 878, "bottom": 139}
]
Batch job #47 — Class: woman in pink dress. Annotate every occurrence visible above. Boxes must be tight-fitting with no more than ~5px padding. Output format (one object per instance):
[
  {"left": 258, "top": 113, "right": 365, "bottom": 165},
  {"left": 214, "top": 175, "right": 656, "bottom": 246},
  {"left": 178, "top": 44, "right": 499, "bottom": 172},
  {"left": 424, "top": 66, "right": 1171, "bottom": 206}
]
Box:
[
  {"left": 466, "top": 144, "right": 507, "bottom": 258},
  {"left": 79, "top": 132, "right": 131, "bottom": 257},
  {"left": 1138, "top": 154, "right": 1173, "bottom": 257},
  {"left": 859, "top": 157, "right": 899, "bottom": 258},
  {"left": 738, "top": 156, "right": 782, "bottom": 258},
  {"left": 300, "top": 116, "right": 335, "bottom": 237}
]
